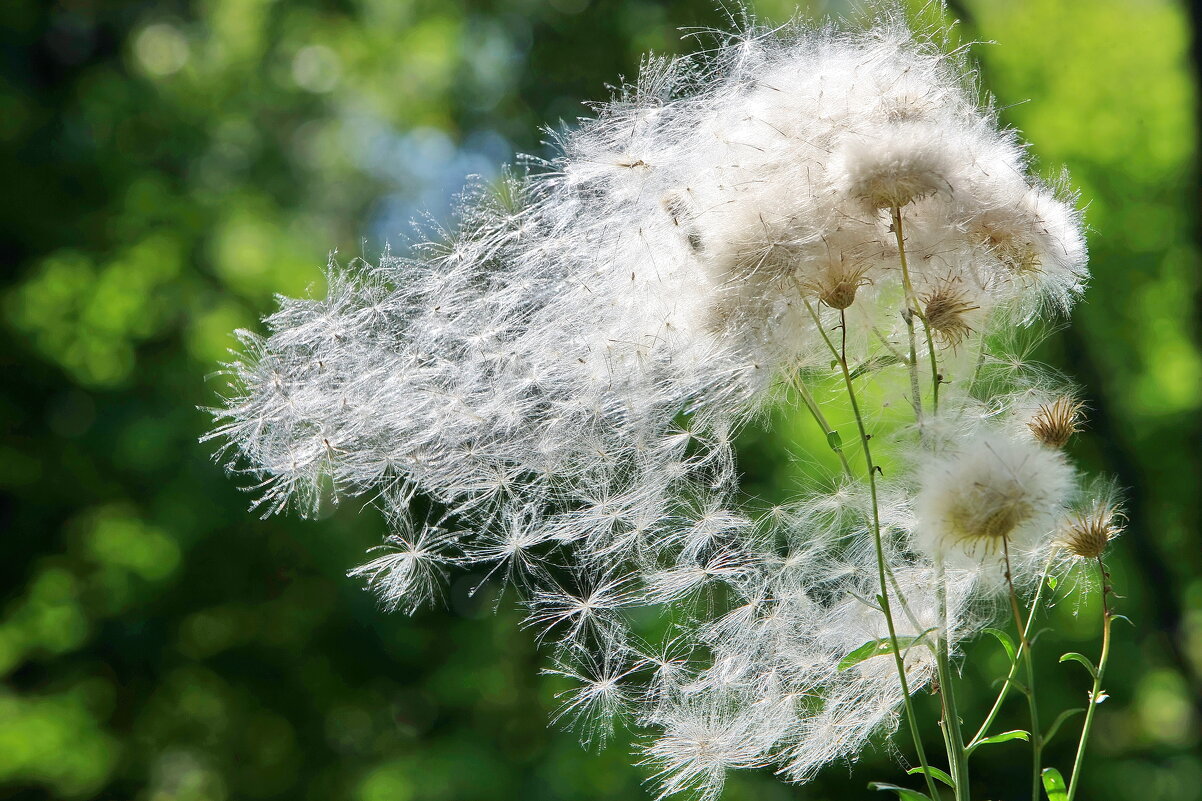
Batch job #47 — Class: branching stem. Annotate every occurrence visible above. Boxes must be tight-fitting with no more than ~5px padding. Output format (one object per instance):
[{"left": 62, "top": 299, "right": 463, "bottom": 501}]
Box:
[
  {"left": 1003, "top": 540, "right": 1042, "bottom": 801},
  {"left": 785, "top": 370, "right": 854, "bottom": 479},
  {"left": 936, "top": 559, "right": 970, "bottom": 801},
  {"left": 891, "top": 206, "right": 941, "bottom": 417},
  {"left": 969, "top": 556, "right": 1053, "bottom": 748},
  {"left": 799, "top": 295, "right": 940, "bottom": 801}
]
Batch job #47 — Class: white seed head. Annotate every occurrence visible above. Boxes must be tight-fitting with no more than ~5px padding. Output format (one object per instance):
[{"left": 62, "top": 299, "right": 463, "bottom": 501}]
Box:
[{"left": 914, "top": 431, "right": 1075, "bottom": 570}]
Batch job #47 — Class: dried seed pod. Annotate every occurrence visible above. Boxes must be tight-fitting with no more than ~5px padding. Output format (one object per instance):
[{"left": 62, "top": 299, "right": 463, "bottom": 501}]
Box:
[
  {"left": 1060, "top": 502, "right": 1122, "bottom": 559},
  {"left": 921, "top": 280, "right": 979, "bottom": 347},
  {"left": 1029, "top": 396, "right": 1084, "bottom": 448}
]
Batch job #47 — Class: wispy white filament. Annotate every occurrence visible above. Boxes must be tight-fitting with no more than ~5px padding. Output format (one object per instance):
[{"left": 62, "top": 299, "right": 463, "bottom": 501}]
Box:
[{"left": 208, "top": 5, "right": 1096, "bottom": 798}]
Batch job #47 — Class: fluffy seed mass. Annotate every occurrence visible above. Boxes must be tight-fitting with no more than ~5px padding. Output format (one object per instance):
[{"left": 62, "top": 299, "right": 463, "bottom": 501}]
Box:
[{"left": 207, "top": 6, "right": 1098, "bottom": 798}]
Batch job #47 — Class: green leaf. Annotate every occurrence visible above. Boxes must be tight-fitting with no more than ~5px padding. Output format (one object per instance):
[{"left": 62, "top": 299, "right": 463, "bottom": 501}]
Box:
[
  {"left": 839, "top": 639, "right": 901, "bottom": 671},
  {"left": 1043, "top": 708, "right": 1084, "bottom": 747},
  {"left": 907, "top": 766, "right": 955, "bottom": 788},
  {"left": 826, "top": 430, "right": 844, "bottom": 451},
  {"left": 1041, "top": 767, "right": 1068, "bottom": 801},
  {"left": 1110, "top": 614, "right": 1134, "bottom": 627},
  {"left": 983, "top": 627, "right": 1017, "bottom": 662},
  {"left": 1046, "top": 574, "right": 1058, "bottom": 590},
  {"left": 838, "top": 631, "right": 934, "bottom": 671},
  {"left": 869, "top": 781, "right": 932, "bottom": 800},
  {"left": 975, "top": 729, "right": 1030, "bottom": 747},
  {"left": 850, "top": 353, "right": 901, "bottom": 379},
  {"left": 1060, "top": 652, "right": 1099, "bottom": 679}
]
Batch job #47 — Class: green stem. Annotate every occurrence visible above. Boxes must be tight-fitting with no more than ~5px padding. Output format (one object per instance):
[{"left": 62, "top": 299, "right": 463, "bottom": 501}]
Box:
[
  {"left": 1002, "top": 541, "right": 1042, "bottom": 801},
  {"left": 1066, "top": 558, "right": 1114, "bottom": 801},
  {"left": 785, "top": 370, "right": 854, "bottom": 479},
  {"left": 800, "top": 296, "right": 941, "bottom": 801},
  {"left": 936, "top": 560, "right": 970, "bottom": 801},
  {"left": 891, "top": 206, "right": 941, "bottom": 417},
  {"left": 967, "top": 334, "right": 990, "bottom": 400},
  {"left": 969, "top": 558, "right": 1052, "bottom": 749}
]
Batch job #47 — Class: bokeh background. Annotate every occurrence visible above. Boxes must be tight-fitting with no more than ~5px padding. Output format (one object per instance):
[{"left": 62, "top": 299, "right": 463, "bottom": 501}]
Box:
[{"left": 2, "top": 0, "right": 1200, "bottom": 799}]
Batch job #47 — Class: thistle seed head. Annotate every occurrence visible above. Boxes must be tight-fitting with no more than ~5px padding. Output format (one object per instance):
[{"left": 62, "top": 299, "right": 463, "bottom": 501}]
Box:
[
  {"left": 836, "top": 122, "right": 954, "bottom": 211},
  {"left": 208, "top": 10, "right": 1099, "bottom": 798},
  {"left": 1060, "top": 503, "right": 1122, "bottom": 559},
  {"left": 803, "top": 257, "right": 874, "bottom": 310},
  {"left": 1028, "top": 396, "right": 1084, "bottom": 449},
  {"left": 921, "top": 279, "right": 979, "bottom": 347},
  {"left": 915, "top": 432, "right": 1075, "bottom": 569}
]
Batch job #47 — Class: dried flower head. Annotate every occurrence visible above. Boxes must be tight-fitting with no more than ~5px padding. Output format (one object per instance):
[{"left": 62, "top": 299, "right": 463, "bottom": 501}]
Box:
[
  {"left": 1028, "top": 396, "right": 1084, "bottom": 448},
  {"left": 921, "top": 278, "right": 980, "bottom": 347},
  {"left": 1060, "top": 502, "right": 1123, "bottom": 559},
  {"left": 800, "top": 253, "right": 876, "bottom": 310}
]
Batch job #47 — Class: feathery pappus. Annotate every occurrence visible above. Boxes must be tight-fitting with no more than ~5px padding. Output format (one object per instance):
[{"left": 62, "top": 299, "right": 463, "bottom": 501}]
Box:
[{"left": 206, "top": 4, "right": 1115, "bottom": 798}]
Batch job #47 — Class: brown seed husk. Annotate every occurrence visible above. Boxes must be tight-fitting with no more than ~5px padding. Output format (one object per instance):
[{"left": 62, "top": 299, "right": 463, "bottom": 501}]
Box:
[
  {"left": 921, "top": 281, "right": 979, "bottom": 347},
  {"left": 805, "top": 258, "right": 873, "bottom": 310},
  {"left": 1061, "top": 504, "right": 1121, "bottom": 559},
  {"left": 1029, "top": 397, "right": 1083, "bottom": 449}
]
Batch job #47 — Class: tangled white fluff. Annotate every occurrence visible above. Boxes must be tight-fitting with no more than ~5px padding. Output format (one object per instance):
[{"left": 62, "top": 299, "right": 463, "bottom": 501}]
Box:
[{"left": 208, "top": 6, "right": 1094, "bottom": 798}]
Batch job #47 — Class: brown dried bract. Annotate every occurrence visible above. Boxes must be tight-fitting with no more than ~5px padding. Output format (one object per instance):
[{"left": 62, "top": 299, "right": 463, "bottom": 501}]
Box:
[
  {"left": 1060, "top": 503, "right": 1122, "bottom": 559},
  {"left": 1028, "top": 396, "right": 1083, "bottom": 449},
  {"left": 920, "top": 280, "right": 979, "bottom": 347}
]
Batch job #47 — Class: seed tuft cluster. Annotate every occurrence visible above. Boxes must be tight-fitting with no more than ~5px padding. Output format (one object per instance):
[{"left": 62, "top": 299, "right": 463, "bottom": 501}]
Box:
[{"left": 207, "top": 6, "right": 1108, "bottom": 798}]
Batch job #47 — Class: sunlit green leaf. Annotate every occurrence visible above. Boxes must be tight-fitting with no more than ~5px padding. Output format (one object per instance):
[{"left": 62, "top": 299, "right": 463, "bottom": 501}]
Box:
[
  {"left": 983, "top": 627, "right": 1017, "bottom": 662},
  {"left": 838, "top": 630, "right": 934, "bottom": 671},
  {"left": 1060, "top": 652, "right": 1099, "bottom": 679},
  {"left": 1042, "top": 767, "right": 1068, "bottom": 801},
  {"left": 974, "top": 729, "right": 1030, "bottom": 747},
  {"left": 907, "top": 766, "right": 955, "bottom": 788},
  {"left": 869, "top": 781, "right": 932, "bottom": 800}
]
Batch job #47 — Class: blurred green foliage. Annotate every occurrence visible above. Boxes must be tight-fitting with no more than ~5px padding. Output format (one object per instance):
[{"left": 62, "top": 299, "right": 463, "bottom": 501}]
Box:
[{"left": 1, "top": 0, "right": 1199, "bottom": 799}]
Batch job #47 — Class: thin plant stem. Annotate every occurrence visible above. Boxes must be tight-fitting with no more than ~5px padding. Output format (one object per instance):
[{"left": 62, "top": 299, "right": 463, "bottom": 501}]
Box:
[
  {"left": 891, "top": 206, "right": 941, "bottom": 416},
  {"left": 785, "top": 369, "right": 854, "bottom": 479},
  {"left": 967, "top": 334, "right": 990, "bottom": 400},
  {"left": 936, "top": 559, "right": 970, "bottom": 801},
  {"left": 1003, "top": 540, "right": 1042, "bottom": 801},
  {"left": 969, "top": 556, "right": 1053, "bottom": 748},
  {"left": 1066, "top": 558, "right": 1114, "bottom": 801},
  {"left": 801, "top": 297, "right": 923, "bottom": 631},
  {"left": 871, "top": 325, "right": 906, "bottom": 363},
  {"left": 798, "top": 295, "right": 941, "bottom": 801}
]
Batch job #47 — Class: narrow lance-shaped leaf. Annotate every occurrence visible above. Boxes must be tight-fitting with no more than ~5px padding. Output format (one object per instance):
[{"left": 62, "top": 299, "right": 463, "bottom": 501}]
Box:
[
  {"left": 1060, "top": 652, "right": 1099, "bottom": 679},
  {"left": 1042, "top": 708, "right": 1084, "bottom": 747},
  {"left": 869, "top": 781, "right": 933, "bottom": 801},
  {"left": 839, "top": 629, "right": 935, "bottom": 671},
  {"left": 907, "top": 766, "right": 955, "bottom": 788}
]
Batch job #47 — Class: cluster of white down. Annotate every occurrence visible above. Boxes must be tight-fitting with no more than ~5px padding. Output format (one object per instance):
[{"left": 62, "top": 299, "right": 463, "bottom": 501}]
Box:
[{"left": 209, "top": 10, "right": 1097, "bottom": 800}]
